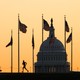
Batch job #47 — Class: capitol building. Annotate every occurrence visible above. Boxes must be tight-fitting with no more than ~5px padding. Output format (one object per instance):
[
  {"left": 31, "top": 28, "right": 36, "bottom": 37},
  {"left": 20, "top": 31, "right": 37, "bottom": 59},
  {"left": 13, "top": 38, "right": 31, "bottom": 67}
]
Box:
[{"left": 35, "top": 19, "right": 70, "bottom": 73}]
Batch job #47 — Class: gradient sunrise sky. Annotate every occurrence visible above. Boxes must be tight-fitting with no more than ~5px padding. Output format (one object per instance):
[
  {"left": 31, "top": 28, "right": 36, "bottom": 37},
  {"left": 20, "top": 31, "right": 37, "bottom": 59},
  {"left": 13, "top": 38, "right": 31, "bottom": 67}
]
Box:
[{"left": 0, "top": 0, "right": 80, "bottom": 72}]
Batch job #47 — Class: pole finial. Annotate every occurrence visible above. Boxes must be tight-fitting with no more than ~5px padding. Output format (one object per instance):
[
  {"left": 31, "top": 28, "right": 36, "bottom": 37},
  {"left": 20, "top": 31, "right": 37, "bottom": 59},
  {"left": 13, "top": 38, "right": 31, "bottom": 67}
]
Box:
[
  {"left": 32, "top": 28, "right": 34, "bottom": 34},
  {"left": 64, "top": 15, "right": 66, "bottom": 20},
  {"left": 42, "top": 14, "right": 44, "bottom": 19},
  {"left": 18, "top": 13, "right": 20, "bottom": 19}
]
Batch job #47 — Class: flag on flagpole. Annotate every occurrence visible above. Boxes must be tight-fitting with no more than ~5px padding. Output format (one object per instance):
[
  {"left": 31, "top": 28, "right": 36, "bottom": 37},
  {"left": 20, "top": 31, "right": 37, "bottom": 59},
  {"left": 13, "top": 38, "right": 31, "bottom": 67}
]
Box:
[
  {"left": 32, "top": 29, "right": 34, "bottom": 49},
  {"left": 67, "top": 32, "right": 72, "bottom": 43},
  {"left": 65, "top": 20, "right": 69, "bottom": 32},
  {"left": 19, "top": 19, "right": 27, "bottom": 33},
  {"left": 6, "top": 36, "right": 13, "bottom": 47},
  {"left": 43, "top": 19, "right": 50, "bottom": 31}
]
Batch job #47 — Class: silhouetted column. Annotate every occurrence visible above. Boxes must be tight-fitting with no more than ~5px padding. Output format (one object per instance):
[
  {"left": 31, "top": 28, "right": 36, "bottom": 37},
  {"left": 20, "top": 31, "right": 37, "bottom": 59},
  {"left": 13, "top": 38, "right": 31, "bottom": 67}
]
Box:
[{"left": 18, "top": 14, "right": 20, "bottom": 73}]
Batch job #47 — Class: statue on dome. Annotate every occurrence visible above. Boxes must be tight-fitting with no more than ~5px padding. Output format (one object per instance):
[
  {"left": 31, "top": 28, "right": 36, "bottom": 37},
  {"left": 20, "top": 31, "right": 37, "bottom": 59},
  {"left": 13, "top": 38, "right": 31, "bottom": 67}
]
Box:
[
  {"left": 49, "top": 18, "right": 55, "bottom": 38},
  {"left": 49, "top": 18, "right": 55, "bottom": 45}
]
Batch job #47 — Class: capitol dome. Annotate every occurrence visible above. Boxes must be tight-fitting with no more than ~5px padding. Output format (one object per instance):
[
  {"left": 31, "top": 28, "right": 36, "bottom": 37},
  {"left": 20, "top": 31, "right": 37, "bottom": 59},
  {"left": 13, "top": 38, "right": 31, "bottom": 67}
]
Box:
[
  {"left": 35, "top": 18, "right": 70, "bottom": 73},
  {"left": 40, "top": 37, "right": 65, "bottom": 52}
]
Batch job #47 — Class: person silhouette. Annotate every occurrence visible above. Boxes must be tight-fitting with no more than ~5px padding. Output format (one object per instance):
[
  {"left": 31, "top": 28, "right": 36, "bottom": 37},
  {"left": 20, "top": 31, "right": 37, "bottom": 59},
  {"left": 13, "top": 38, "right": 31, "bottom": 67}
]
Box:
[{"left": 22, "top": 60, "right": 29, "bottom": 72}]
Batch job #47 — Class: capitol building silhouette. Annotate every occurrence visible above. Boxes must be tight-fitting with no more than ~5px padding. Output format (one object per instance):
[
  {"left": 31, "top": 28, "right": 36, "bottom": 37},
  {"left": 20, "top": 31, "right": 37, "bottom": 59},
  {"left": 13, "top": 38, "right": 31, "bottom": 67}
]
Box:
[{"left": 35, "top": 19, "right": 70, "bottom": 73}]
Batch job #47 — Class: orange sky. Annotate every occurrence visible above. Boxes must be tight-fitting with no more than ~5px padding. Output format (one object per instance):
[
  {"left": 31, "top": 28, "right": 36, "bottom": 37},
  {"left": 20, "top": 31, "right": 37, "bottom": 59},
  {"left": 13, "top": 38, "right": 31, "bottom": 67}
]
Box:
[{"left": 0, "top": 0, "right": 80, "bottom": 72}]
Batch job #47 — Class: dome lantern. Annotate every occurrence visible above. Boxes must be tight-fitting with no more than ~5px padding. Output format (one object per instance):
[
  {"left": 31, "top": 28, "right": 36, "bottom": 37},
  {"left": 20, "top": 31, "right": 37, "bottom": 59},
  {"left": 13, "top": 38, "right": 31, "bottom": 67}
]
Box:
[{"left": 49, "top": 18, "right": 55, "bottom": 38}]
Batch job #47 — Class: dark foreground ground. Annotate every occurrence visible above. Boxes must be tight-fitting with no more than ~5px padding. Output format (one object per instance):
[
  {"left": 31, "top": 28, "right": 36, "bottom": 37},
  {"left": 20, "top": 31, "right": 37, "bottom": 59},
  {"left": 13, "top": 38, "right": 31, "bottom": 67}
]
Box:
[{"left": 0, "top": 72, "right": 80, "bottom": 80}]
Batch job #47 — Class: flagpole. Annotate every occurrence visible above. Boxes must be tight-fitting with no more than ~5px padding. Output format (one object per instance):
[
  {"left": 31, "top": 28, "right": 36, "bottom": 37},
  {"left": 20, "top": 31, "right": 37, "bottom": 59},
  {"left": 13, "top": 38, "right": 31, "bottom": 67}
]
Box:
[
  {"left": 71, "top": 27, "right": 73, "bottom": 71},
  {"left": 18, "top": 14, "right": 20, "bottom": 73},
  {"left": 32, "top": 29, "right": 34, "bottom": 73},
  {"left": 64, "top": 15, "right": 66, "bottom": 52},
  {"left": 11, "top": 30, "right": 13, "bottom": 73},
  {"left": 42, "top": 14, "right": 44, "bottom": 43},
  {"left": 42, "top": 14, "right": 44, "bottom": 72},
  {"left": 32, "top": 45, "right": 34, "bottom": 73}
]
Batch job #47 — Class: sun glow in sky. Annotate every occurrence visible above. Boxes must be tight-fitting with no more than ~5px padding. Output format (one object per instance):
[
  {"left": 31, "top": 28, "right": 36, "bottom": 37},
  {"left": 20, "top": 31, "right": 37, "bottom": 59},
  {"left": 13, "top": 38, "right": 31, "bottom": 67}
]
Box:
[{"left": 0, "top": 0, "right": 80, "bottom": 72}]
